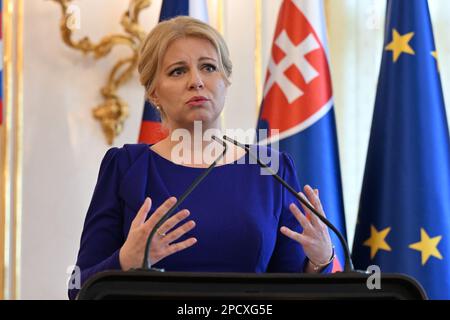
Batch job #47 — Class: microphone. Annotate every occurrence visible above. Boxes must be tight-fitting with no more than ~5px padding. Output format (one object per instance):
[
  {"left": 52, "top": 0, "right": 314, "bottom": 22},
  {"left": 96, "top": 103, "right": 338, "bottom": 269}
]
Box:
[
  {"left": 141, "top": 135, "right": 228, "bottom": 270},
  {"left": 220, "top": 135, "right": 355, "bottom": 273}
]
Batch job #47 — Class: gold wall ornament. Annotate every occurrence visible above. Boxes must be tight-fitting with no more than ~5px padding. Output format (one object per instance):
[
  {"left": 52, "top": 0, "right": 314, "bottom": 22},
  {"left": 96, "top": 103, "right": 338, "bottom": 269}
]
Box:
[{"left": 50, "top": 0, "right": 152, "bottom": 144}]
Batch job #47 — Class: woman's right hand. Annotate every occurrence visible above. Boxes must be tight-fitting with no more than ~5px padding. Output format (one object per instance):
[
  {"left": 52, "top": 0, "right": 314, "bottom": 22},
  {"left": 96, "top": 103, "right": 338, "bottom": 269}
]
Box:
[{"left": 119, "top": 196, "right": 197, "bottom": 270}]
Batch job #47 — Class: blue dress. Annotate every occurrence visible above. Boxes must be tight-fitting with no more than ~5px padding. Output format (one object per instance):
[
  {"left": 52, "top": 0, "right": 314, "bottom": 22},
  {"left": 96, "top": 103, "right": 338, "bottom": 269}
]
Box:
[{"left": 68, "top": 144, "right": 333, "bottom": 299}]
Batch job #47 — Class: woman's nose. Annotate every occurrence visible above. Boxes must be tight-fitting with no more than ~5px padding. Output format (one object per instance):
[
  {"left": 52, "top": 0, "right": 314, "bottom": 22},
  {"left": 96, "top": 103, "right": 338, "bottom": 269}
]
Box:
[{"left": 188, "top": 71, "right": 204, "bottom": 90}]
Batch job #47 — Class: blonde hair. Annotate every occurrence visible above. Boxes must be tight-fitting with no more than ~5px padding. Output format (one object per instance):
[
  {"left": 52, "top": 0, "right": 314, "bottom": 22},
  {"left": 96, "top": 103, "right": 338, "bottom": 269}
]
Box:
[{"left": 138, "top": 16, "right": 232, "bottom": 103}]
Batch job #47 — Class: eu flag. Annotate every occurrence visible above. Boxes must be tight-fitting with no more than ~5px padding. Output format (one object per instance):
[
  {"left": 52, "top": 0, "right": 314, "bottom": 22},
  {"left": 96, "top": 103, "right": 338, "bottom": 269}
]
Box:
[{"left": 352, "top": 0, "right": 450, "bottom": 299}]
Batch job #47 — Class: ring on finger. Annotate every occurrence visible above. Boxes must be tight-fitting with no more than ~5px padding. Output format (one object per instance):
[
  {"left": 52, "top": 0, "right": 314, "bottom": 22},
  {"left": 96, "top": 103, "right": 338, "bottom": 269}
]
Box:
[{"left": 157, "top": 229, "right": 166, "bottom": 237}]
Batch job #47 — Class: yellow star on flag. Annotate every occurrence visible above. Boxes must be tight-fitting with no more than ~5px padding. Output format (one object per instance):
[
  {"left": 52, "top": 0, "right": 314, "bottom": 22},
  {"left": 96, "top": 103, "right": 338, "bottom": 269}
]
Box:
[
  {"left": 385, "top": 29, "right": 415, "bottom": 62},
  {"left": 431, "top": 51, "right": 438, "bottom": 60},
  {"left": 409, "top": 228, "right": 443, "bottom": 266},
  {"left": 363, "top": 225, "right": 392, "bottom": 259},
  {"left": 431, "top": 51, "right": 440, "bottom": 72}
]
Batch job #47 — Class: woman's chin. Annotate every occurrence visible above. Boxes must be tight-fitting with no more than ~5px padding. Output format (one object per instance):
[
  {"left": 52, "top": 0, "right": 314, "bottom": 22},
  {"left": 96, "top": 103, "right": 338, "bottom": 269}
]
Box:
[{"left": 187, "top": 112, "right": 217, "bottom": 124}]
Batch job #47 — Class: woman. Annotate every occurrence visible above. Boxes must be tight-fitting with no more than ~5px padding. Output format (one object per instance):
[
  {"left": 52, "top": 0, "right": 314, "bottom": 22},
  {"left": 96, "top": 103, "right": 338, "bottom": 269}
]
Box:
[{"left": 68, "top": 16, "right": 334, "bottom": 300}]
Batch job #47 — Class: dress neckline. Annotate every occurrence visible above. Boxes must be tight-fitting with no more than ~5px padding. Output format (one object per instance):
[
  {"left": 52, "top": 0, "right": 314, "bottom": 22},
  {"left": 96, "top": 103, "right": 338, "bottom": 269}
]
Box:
[{"left": 148, "top": 145, "right": 248, "bottom": 169}]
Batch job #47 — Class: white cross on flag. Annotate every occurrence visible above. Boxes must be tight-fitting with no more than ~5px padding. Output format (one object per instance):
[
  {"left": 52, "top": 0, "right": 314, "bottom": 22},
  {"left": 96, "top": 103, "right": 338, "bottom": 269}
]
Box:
[{"left": 259, "top": 0, "right": 333, "bottom": 140}]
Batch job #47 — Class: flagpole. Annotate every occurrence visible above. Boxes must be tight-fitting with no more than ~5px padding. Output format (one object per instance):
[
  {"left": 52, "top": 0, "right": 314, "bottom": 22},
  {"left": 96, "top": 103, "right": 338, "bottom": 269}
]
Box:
[{"left": 254, "top": 0, "right": 262, "bottom": 122}]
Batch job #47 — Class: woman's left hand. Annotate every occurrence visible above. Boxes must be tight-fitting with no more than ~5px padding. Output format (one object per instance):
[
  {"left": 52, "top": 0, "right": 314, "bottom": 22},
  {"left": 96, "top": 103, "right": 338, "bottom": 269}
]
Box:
[{"left": 280, "top": 184, "right": 333, "bottom": 272}]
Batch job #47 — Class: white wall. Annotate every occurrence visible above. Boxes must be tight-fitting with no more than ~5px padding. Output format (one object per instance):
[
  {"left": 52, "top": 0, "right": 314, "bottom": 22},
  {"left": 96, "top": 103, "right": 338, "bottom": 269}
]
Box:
[
  {"left": 20, "top": 0, "right": 450, "bottom": 299},
  {"left": 22, "top": 0, "right": 160, "bottom": 299}
]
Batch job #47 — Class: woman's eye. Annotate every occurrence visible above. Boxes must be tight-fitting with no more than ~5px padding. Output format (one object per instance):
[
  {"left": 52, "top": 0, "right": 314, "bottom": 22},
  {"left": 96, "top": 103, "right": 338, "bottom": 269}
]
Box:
[
  {"left": 203, "top": 64, "right": 218, "bottom": 72},
  {"left": 169, "top": 67, "right": 186, "bottom": 77}
]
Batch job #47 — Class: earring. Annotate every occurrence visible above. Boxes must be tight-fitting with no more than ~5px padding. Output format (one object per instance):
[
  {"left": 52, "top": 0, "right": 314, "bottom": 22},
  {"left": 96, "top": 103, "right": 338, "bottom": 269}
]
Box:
[{"left": 151, "top": 101, "right": 160, "bottom": 110}]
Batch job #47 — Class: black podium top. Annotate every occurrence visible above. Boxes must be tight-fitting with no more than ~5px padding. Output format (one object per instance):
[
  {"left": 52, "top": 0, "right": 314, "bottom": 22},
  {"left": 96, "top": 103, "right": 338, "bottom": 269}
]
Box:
[{"left": 76, "top": 270, "right": 427, "bottom": 300}]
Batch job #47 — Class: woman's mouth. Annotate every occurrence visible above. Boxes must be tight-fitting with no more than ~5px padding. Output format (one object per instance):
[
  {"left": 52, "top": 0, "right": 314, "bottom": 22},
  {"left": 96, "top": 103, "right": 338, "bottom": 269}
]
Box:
[{"left": 186, "top": 96, "right": 210, "bottom": 106}]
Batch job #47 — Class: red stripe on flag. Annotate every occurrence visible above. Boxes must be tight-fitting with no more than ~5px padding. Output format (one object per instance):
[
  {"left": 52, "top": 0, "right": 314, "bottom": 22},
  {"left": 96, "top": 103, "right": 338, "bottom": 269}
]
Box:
[
  {"left": 331, "top": 257, "right": 343, "bottom": 273},
  {"left": 138, "top": 121, "right": 169, "bottom": 144}
]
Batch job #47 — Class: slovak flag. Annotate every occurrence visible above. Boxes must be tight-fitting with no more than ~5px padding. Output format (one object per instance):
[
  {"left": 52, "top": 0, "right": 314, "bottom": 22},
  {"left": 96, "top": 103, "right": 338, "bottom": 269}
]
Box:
[
  {"left": 257, "top": 0, "right": 347, "bottom": 272},
  {"left": 138, "top": 0, "right": 209, "bottom": 144}
]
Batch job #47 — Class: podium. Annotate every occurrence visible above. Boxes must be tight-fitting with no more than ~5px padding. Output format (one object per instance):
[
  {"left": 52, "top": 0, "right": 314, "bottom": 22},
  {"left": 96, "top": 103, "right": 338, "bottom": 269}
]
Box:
[{"left": 76, "top": 270, "right": 427, "bottom": 300}]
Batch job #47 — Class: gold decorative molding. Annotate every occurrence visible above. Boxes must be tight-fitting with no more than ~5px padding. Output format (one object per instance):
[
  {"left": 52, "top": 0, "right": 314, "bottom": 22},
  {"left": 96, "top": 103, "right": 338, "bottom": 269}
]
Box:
[
  {"left": 50, "top": 0, "right": 151, "bottom": 144},
  {"left": 1, "top": 0, "right": 24, "bottom": 300},
  {"left": 13, "top": 0, "right": 24, "bottom": 300}
]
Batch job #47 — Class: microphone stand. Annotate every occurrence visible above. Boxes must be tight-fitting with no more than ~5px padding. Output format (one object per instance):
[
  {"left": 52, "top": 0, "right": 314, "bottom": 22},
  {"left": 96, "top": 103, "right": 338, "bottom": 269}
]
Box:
[
  {"left": 140, "top": 136, "right": 228, "bottom": 271},
  {"left": 221, "top": 135, "right": 355, "bottom": 273}
]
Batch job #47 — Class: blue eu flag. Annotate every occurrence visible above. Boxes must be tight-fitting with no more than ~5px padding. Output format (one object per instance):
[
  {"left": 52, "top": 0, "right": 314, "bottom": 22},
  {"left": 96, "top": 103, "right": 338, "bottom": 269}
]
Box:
[{"left": 352, "top": 0, "right": 450, "bottom": 299}]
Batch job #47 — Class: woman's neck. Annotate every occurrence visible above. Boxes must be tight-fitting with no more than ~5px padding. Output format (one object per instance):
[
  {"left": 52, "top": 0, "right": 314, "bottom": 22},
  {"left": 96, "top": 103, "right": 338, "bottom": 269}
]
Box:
[{"left": 151, "top": 128, "right": 246, "bottom": 168}]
